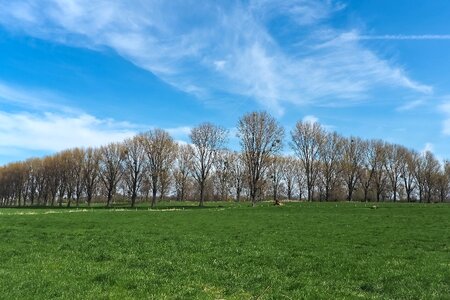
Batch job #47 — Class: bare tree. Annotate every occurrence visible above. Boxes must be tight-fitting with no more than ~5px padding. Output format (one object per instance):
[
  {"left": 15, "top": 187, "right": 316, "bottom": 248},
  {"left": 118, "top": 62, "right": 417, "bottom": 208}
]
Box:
[
  {"left": 123, "top": 136, "right": 146, "bottom": 208},
  {"left": 54, "top": 152, "right": 68, "bottom": 207},
  {"left": 0, "top": 162, "right": 27, "bottom": 207},
  {"left": 11, "top": 162, "right": 27, "bottom": 207},
  {"left": 99, "top": 142, "right": 125, "bottom": 207},
  {"left": 229, "top": 151, "right": 246, "bottom": 202},
  {"left": 438, "top": 160, "right": 450, "bottom": 202},
  {"left": 44, "top": 155, "right": 60, "bottom": 207},
  {"left": 83, "top": 147, "right": 100, "bottom": 207},
  {"left": 422, "top": 151, "right": 441, "bottom": 203},
  {"left": 294, "top": 159, "right": 306, "bottom": 200},
  {"left": 237, "top": 111, "right": 284, "bottom": 206},
  {"left": 58, "top": 149, "right": 76, "bottom": 207},
  {"left": 319, "top": 131, "right": 344, "bottom": 201},
  {"left": 413, "top": 152, "right": 426, "bottom": 202},
  {"left": 281, "top": 156, "right": 297, "bottom": 201},
  {"left": 71, "top": 148, "right": 85, "bottom": 207},
  {"left": 24, "top": 159, "right": 36, "bottom": 206},
  {"left": 190, "top": 123, "right": 227, "bottom": 207},
  {"left": 400, "top": 148, "right": 417, "bottom": 202},
  {"left": 384, "top": 143, "right": 403, "bottom": 202},
  {"left": 268, "top": 156, "right": 283, "bottom": 205},
  {"left": 359, "top": 140, "right": 383, "bottom": 202},
  {"left": 158, "top": 169, "right": 171, "bottom": 201},
  {"left": 140, "top": 129, "right": 176, "bottom": 208},
  {"left": 341, "top": 137, "right": 366, "bottom": 201},
  {"left": 370, "top": 142, "right": 387, "bottom": 202},
  {"left": 33, "top": 158, "right": 47, "bottom": 206},
  {"left": 173, "top": 144, "right": 192, "bottom": 201},
  {"left": 291, "top": 120, "right": 324, "bottom": 201},
  {"left": 213, "top": 150, "right": 233, "bottom": 201}
]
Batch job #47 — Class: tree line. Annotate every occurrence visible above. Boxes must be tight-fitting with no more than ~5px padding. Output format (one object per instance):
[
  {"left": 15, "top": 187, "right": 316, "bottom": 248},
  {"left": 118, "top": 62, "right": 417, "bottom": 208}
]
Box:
[{"left": 1, "top": 111, "right": 449, "bottom": 207}]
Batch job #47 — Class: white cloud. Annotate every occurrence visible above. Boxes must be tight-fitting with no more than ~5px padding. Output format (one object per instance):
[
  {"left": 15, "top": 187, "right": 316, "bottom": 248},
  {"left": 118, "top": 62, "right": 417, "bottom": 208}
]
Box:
[
  {"left": 422, "top": 142, "right": 434, "bottom": 154},
  {"left": 302, "top": 115, "right": 319, "bottom": 124},
  {"left": 165, "top": 126, "right": 192, "bottom": 142},
  {"left": 0, "top": 0, "right": 433, "bottom": 114},
  {"left": 438, "top": 100, "right": 450, "bottom": 136},
  {"left": 213, "top": 60, "right": 227, "bottom": 70},
  {"left": 0, "top": 81, "right": 193, "bottom": 159},
  {"left": 0, "top": 111, "right": 137, "bottom": 152}
]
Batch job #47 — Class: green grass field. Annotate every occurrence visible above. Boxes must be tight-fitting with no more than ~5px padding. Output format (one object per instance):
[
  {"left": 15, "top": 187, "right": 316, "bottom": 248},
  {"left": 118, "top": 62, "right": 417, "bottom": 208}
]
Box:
[{"left": 0, "top": 202, "right": 449, "bottom": 299}]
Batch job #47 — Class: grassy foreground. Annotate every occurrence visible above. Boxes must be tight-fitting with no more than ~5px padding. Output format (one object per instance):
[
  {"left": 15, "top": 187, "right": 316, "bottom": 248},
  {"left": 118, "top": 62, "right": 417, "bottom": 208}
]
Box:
[{"left": 0, "top": 202, "right": 449, "bottom": 299}]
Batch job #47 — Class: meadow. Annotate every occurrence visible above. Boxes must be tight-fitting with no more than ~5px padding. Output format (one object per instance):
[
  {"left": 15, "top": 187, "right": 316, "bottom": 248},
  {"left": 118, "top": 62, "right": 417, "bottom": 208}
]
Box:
[{"left": 0, "top": 202, "right": 449, "bottom": 299}]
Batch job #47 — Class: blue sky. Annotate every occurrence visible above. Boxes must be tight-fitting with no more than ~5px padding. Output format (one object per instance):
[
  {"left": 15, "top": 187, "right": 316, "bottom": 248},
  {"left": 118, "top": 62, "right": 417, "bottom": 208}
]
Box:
[{"left": 1, "top": 0, "right": 450, "bottom": 164}]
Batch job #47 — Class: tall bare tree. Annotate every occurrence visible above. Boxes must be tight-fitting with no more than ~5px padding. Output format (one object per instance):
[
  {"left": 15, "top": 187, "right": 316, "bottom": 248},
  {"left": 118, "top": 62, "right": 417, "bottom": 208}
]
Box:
[
  {"left": 399, "top": 148, "right": 417, "bottom": 202},
  {"left": 158, "top": 169, "right": 172, "bottom": 201},
  {"left": 59, "top": 149, "right": 76, "bottom": 207},
  {"left": 190, "top": 123, "right": 227, "bottom": 207},
  {"left": 99, "top": 142, "right": 125, "bottom": 207},
  {"left": 371, "top": 142, "right": 388, "bottom": 202},
  {"left": 341, "top": 137, "right": 366, "bottom": 201},
  {"left": 281, "top": 156, "right": 297, "bottom": 200},
  {"left": 268, "top": 156, "right": 283, "bottom": 205},
  {"left": 140, "top": 129, "right": 176, "bottom": 208},
  {"left": 44, "top": 155, "right": 60, "bottom": 207},
  {"left": 123, "top": 136, "right": 146, "bottom": 208},
  {"left": 237, "top": 111, "right": 284, "bottom": 206},
  {"left": 319, "top": 131, "right": 344, "bottom": 201},
  {"left": 71, "top": 148, "right": 86, "bottom": 207},
  {"left": 83, "top": 147, "right": 100, "bottom": 207},
  {"left": 213, "top": 150, "right": 233, "bottom": 201},
  {"left": 422, "top": 151, "right": 441, "bottom": 203},
  {"left": 291, "top": 120, "right": 324, "bottom": 201},
  {"left": 359, "top": 140, "right": 380, "bottom": 202},
  {"left": 383, "top": 144, "right": 403, "bottom": 202},
  {"left": 438, "top": 160, "right": 450, "bottom": 202},
  {"left": 173, "top": 144, "right": 192, "bottom": 201},
  {"left": 229, "top": 151, "right": 246, "bottom": 202}
]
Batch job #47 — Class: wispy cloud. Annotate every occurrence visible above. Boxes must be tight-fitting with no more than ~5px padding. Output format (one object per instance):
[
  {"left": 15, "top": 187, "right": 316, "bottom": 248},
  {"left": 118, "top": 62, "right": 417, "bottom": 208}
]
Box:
[
  {"left": 422, "top": 142, "right": 434, "bottom": 154},
  {"left": 396, "top": 99, "right": 426, "bottom": 111},
  {"left": 0, "top": 107, "right": 194, "bottom": 160},
  {"left": 250, "top": 0, "right": 346, "bottom": 25},
  {"left": 438, "top": 99, "right": 450, "bottom": 136},
  {"left": 0, "top": 81, "right": 80, "bottom": 113},
  {"left": 0, "top": 111, "right": 137, "bottom": 152},
  {"left": 0, "top": 81, "right": 193, "bottom": 159},
  {"left": 302, "top": 115, "right": 319, "bottom": 124},
  {"left": 0, "top": 0, "right": 433, "bottom": 114},
  {"left": 348, "top": 34, "right": 450, "bottom": 41}
]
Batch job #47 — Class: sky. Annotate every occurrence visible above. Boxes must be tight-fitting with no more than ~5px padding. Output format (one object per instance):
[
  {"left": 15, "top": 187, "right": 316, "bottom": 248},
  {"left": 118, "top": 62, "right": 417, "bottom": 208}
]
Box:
[{"left": 1, "top": 0, "right": 450, "bottom": 164}]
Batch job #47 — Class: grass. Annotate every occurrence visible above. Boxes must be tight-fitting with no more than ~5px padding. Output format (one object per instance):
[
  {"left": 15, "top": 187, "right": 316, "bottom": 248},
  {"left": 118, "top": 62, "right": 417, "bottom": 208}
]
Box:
[{"left": 0, "top": 201, "right": 449, "bottom": 299}]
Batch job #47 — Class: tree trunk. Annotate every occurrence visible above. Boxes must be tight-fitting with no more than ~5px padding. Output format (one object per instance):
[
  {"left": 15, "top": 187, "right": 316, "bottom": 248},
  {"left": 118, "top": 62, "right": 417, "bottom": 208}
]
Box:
[
  {"left": 236, "top": 187, "right": 241, "bottom": 202},
  {"left": 363, "top": 188, "right": 369, "bottom": 202},
  {"left": 131, "top": 192, "right": 136, "bottom": 208},
  {"left": 107, "top": 190, "right": 112, "bottom": 207},
  {"left": 199, "top": 180, "right": 205, "bottom": 207},
  {"left": 151, "top": 175, "right": 158, "bottom": 208},
  {"left": 393, "top": 185, "right": 397, "bottom": 202}
]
